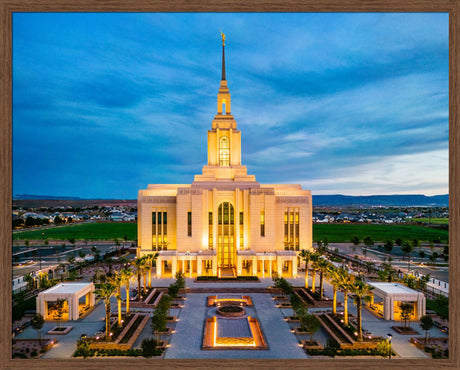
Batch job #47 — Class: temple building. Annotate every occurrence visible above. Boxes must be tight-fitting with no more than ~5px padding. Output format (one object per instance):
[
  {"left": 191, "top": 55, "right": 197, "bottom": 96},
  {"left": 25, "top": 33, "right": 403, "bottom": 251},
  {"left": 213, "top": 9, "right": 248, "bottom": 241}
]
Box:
[{"left": 137, "top": 34, "right": 313, "bottom": 278}]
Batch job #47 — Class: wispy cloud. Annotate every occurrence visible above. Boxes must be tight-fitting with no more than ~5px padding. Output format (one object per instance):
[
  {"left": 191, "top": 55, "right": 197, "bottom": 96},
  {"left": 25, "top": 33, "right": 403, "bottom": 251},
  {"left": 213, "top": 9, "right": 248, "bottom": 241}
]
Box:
[{"left": 13, "top": 13, "right": 448, "bottom": 198}]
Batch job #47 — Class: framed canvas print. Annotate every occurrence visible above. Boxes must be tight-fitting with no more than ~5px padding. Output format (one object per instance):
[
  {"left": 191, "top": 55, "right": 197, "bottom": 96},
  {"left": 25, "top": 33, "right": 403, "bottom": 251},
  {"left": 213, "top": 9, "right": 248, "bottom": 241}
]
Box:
[{"left": 1, "top": 1, "right": 458, "bottom": 369}]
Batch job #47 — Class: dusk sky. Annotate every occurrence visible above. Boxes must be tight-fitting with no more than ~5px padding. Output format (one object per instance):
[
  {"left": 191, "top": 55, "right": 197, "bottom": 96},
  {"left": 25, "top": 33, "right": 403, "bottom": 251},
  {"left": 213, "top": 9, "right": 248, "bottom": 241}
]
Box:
[{"left": 13, "top": 13, "right": 449, "bottom": 199}]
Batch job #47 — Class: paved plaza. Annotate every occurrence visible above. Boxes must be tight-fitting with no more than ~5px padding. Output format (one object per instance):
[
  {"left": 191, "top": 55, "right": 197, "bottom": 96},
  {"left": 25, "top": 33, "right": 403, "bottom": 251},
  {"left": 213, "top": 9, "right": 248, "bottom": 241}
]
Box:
[{"left": 13, "top": 275, "right": 447, "bottom": 360}]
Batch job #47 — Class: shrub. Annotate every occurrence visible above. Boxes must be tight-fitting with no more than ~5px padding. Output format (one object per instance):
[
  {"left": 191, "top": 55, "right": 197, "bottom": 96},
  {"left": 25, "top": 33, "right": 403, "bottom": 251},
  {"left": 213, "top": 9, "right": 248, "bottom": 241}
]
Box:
[{"left": 142, "top": 338, "right": 159, "bottom": 357}]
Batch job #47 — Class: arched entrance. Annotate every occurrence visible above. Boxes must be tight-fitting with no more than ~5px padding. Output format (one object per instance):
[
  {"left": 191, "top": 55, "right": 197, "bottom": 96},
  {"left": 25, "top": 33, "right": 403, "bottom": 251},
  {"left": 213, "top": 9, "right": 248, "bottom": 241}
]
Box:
[{"left": 217, "top": 202, "right": 235, "bottom": 272}]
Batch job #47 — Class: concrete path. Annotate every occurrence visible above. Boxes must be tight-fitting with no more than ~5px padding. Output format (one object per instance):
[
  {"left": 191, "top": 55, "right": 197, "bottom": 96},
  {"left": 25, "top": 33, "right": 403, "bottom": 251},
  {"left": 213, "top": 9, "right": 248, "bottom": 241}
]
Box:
[{"left": 164, "top": 292, "right": 307, "bottom": 359}]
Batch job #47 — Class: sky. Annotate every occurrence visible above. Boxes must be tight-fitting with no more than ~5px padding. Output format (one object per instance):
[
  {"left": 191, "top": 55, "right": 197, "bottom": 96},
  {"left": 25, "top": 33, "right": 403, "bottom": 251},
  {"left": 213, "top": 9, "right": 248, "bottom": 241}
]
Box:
[{"left": 12, "top": 13, "right": 449, "bottom": 199}]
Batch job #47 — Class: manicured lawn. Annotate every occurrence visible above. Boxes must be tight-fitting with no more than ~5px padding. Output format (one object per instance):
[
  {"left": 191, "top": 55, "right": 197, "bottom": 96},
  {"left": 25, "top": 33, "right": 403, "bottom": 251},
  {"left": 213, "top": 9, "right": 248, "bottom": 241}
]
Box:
[
  {"left": 313, "top": 223, "right": 448, "bottom": 243},
  {"left": 13, "top": 222, "right": 137, "bottom": 241},
  {"left": 14, "top": 221, "right": 448, "bottom": 243}
]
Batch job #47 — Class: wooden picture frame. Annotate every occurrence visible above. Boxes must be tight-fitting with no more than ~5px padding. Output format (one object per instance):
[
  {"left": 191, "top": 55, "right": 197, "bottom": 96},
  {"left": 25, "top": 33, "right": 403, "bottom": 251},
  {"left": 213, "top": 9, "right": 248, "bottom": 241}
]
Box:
[{"left": 1, "top": 1, "right": 458, "bottom": 369}]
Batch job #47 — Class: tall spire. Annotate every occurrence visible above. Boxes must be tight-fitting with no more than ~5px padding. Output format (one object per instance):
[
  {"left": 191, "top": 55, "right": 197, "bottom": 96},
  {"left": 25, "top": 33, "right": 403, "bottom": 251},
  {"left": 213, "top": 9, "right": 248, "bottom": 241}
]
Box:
[{"left": 220, "top": 31, "right": 226, "bottom": 81}]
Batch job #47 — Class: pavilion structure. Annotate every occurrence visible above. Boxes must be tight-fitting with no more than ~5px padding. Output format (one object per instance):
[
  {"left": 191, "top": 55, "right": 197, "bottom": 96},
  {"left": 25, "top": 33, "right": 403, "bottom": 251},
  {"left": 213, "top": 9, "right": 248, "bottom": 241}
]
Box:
[
  {"left": 367, "top": 282, "right": 426, "bottom": 321},
  {"left": 36, "top": 282, "right": 95, "bottom": 321}
]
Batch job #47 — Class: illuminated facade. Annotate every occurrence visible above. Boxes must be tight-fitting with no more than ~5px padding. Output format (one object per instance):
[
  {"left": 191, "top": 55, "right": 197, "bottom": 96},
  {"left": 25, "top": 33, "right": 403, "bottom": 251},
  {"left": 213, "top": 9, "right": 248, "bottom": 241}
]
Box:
[{"left": 137, "top": 35, "right": 312, "bottom": 278}]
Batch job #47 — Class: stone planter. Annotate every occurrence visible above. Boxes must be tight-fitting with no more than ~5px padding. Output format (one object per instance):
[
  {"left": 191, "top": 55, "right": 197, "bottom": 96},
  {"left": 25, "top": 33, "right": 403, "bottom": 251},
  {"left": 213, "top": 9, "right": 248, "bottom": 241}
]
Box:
[
  {"left": 46, "top": 326, "right": 72, "bottom": 335},
  {"left": 392, "top": 326, "right": 419, "bottom": 335}
]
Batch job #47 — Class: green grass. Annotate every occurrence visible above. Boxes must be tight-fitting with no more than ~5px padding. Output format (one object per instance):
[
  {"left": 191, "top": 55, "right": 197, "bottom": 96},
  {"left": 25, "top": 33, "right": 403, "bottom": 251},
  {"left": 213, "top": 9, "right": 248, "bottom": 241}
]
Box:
[
  {"left": 313, "top": 223, "right": 448, "bottom": 243},
  {"left": 426, "top": 298, "right": 449, "bottom": 320},
  {"left": 413, "top": 218, "right": 449, "bottom": 225},
  {"left": 13, "top": 221, "right": 448, "bottom": 243},
  {"left": 13, "top": 222, "right": 137, "bottom": 241}
]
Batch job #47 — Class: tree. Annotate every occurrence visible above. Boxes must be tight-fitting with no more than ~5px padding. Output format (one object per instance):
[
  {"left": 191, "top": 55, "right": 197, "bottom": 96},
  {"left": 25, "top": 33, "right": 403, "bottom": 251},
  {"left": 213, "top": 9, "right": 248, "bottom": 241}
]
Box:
[
  {"left": 143, "top": 253, "right": 158, "bottom": 288},
  {"left": 290, "top": 293, "right": 302, "bottom": 318},
  {"left": 109, "top": 270, "right": 124, "bottom": 327},
  {"left": 395, "top": 238, "right": 402, "bottom": 247},
  {"left": 350, "top": 279, "right": 374, "bottom": 341},
  {"left": 310, "top": 253, "right": 320, "bottom": 293},
  {"left": 351, "top": 235, "right": 360, "bottom": 246},
  {"left": 401, "top": 241, "right": 414, "bottom": 271},
  {"left": 95, "top": 282, "right": 117, "bottom": 341},
  {"left": 399, "top": 303, "right": 414, "bottom": 328},
  {"left": 121, "top": 267, "right": 134, "bottom": 314},
  {"left": 151, "top": 305, "right": 168, "bottom": 341},
  {"left": 317, "top": 258, "right": 330, "bottom": 300},
  {"left": 336, "top": 269, "right": 355, "bottom": 325},
  {"left": 23, "top": 273, "right": 35, "bottom": 290},
  {"left": 384, "top": 240, "right": 394, "bottom": 256},
  {"left": 30, "top": 314, "right": 44, "bottom": 344},
  {"left": 276, "top": 277, "right": 293, "bottom": 299},
  {"left": 429, "top": 252, "right": 439, "bottom": 263},
  {"left": 54, "top": 299, "right": 66, "bottom": 327},
  {"left": 420, "top": 315, "right": 434, "bottom": 344},
  {"left": 298, "top": 309, "right": 321, "bottom": 342},
  {"left": 419, "top": 250, "right": 426, "bottom": 259},
  {"left": 132, "top": 257, "right": 146, "bottom": 301},
  {"left": 78, "top": 250, "right": 86, "bottom": 259},
  {"left": 54, "top": 215, "right": 63, "bottom": 225},
  {"left": 327, "top": 265, "right": 344, "bottom": 315},
  {"left": 363, "top": 236, "right": 373, "bottom": 248},
  {"left": 299, "top": 250, "right": 313, "bottom": 289}
]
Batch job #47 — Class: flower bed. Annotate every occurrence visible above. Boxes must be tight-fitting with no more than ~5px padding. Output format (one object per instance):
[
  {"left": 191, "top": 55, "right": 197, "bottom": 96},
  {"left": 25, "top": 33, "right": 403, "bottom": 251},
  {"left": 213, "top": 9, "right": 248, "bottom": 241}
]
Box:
[
  {"left": 119, "top": 315, "right": 145, "bottom": 344},
  {"left": 217, "top": 305, "right": 245, "bottom": 317}
]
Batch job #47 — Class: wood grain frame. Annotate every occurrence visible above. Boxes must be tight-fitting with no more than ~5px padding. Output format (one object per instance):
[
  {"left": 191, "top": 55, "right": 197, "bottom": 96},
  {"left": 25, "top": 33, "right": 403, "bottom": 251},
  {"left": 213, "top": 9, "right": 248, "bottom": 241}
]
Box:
[{"left": 1, "top": 1, "right": 458, "bottom": 369}]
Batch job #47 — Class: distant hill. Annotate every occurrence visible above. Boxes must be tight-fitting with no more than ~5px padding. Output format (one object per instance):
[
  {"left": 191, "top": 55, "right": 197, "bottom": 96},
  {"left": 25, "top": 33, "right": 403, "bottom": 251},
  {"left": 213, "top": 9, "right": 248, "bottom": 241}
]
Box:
[
  {"left": 313, "top": 194, "right": 449, "bottom": 207},
  {"left": 13, "top": 194, "right": 449, "bottom": 208},
  {"left": 14, "top": 194, "right": 83, "bottom": 200}
]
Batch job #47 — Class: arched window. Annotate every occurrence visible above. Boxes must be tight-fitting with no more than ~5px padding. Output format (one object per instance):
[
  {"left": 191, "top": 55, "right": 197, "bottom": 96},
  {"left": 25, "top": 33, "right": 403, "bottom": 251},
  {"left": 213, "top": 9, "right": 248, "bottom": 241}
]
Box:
[{"left": 219, "top": 136, "right": 230, "bottom": 166}]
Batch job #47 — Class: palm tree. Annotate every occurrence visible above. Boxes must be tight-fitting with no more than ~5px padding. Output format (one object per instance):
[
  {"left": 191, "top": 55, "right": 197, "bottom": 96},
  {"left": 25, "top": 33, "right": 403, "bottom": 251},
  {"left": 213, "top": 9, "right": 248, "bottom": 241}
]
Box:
[
  {"left": 95, "top": 282, "right": 117, "bottom": 341},
  {"left": 317, "top": 258, "right": 331, "bottom": 300},
  {"left": 310, "top": 253, "right": 320, "bottom": 293},
  {"left": 326, "top": 265, "right": 343, "bottom": 315},
  {"left": 144, "top": 253, "right": 159, "bottom": 288},
  {"left": 132, "top": 257, "right": 146, "bottom": 301},
  {"left": 120, "top": 267, "right": 134, "bottom": 314},
  {"left": 350, "top": 279, "right": 374, "bottom": 341},
  {"left": 337, "top": 270, "right": 355, "bottom": 326},
  {"left": 299, "top": 250, "right": 313, "bottom": 289},
  {"left": 109, "top": 270, "right": 123, "bottom": 327}
]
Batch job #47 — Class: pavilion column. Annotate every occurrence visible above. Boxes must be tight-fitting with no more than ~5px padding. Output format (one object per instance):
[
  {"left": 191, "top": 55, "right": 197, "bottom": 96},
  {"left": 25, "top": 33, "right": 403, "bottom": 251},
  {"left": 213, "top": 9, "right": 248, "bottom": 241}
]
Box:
[
  {"left": 269, "top": 260, "right": 272, "bottom": 277},
  {"left": 70, "top": 297, "right": 79, "bottom": 320},
  {"left": 171, "top": 258, "right": 177, "bottom": 277},
  {"left": 262, "top": 260, "right": 265, "bottom": 278},
  {"left": 85, "top": 293, "right": 90, "bottom": 306},
  {"left": 252, "top": 256, "right": 257, "bottom": 276},
  {"left": 292, "top": 256, "right": 298, "bottom": 278},
  {"left": 189, "top": 260, "right": 192, "bottom": 278},
  {"left": 237, "top": 255, "right": 242, "bottom": 276}
]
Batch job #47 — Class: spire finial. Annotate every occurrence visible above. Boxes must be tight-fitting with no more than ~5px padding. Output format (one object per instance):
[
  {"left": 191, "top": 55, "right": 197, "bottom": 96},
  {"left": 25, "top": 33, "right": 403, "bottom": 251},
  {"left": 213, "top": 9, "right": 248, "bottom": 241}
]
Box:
[
  {"left": 220, "top": 30, "right": 225, "bottom": 46},
  {"left": 220, "top": 31, "right": 226, "bottom": 81}
]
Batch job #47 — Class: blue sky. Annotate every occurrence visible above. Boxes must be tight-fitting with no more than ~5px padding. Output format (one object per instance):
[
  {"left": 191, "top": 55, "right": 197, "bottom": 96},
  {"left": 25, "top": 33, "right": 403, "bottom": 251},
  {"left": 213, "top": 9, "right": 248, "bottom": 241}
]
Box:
[{"left": 13, "top": 13, "right": 449, "bottom": 199}]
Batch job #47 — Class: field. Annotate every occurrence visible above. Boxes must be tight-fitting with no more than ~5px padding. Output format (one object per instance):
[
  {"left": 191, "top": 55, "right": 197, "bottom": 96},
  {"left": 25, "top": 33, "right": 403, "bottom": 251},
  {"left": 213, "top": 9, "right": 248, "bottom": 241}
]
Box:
[
  {"left": 13, "top": 222, "right": 137, "bottom": 241},
  {"left": 313, "top": 223, "right": 448, "bottom": 243},
  {"left": 413, "top": 218, "right": 449, "bottom": 225},
  {"left": 13, "top": 221, "right": 448, "bottom": 243}
]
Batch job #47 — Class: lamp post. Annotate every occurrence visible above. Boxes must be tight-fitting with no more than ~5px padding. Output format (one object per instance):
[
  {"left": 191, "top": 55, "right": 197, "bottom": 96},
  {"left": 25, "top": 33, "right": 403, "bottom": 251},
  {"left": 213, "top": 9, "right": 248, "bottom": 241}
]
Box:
[{"left": 387, "top": 333, "right": 393, "bottom": 359}]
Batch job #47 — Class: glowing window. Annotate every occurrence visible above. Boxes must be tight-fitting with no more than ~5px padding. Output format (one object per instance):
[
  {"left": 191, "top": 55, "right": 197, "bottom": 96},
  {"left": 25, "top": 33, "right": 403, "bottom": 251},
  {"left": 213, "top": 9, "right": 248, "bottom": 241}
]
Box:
[{"left": 219, "top": 136, "right": 230, "bottom": 166}]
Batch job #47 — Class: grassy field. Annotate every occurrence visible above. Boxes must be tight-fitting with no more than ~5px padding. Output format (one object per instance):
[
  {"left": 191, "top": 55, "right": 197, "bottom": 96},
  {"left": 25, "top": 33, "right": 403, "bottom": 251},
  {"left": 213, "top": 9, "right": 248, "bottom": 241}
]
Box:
[
  {"left": 13, "top": 222, "right": 137, "bottom": 241},
  {"left": 313, "top": 223, "right": 447, "bottom": 243},
  {"left": 413, "top": 218, "right": 449, "bottom": 225},
  {"left": 13, "top": 221, "right": 448, "bottom": 243}
]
